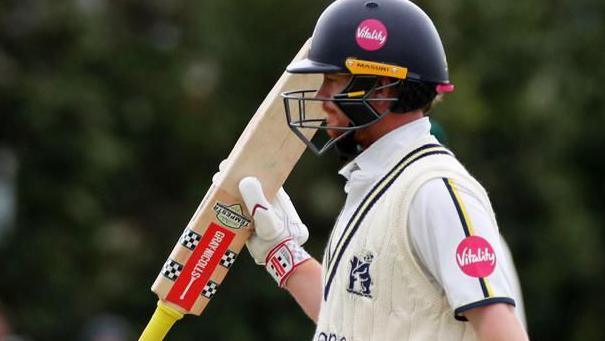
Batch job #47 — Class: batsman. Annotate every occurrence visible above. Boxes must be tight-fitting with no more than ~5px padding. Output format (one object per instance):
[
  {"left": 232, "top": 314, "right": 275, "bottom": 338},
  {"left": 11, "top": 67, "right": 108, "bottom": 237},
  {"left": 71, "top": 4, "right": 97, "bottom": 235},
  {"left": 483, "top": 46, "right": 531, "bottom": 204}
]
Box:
[{"left": 238, "top": 0, "right": 529, "bottom": 340}]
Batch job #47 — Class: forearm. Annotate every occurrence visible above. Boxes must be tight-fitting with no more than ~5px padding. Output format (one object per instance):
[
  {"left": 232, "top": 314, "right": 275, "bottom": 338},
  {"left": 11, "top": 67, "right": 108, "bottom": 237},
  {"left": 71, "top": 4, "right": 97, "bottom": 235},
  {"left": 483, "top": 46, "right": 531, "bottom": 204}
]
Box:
[
  {"left": 466, "top": 303, "right": 529, "bottom": 341},
  {"left": 284, "top": 258, "right": 323, "bottom": 323}
]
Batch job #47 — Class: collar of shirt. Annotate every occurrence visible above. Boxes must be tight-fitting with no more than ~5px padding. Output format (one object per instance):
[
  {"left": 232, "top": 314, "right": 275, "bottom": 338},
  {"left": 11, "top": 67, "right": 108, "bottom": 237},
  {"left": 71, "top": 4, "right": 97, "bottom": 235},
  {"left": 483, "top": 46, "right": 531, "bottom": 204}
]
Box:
[{"left": 338, "top": 117, "right": 433, "bottom": 183}]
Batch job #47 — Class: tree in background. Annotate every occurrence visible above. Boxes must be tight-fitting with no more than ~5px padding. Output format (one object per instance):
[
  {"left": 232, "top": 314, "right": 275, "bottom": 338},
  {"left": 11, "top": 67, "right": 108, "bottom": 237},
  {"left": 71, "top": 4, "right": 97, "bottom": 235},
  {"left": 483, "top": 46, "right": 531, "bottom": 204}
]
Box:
[{"left": 0, "top": 0, "right": 603, "bottom": 340}]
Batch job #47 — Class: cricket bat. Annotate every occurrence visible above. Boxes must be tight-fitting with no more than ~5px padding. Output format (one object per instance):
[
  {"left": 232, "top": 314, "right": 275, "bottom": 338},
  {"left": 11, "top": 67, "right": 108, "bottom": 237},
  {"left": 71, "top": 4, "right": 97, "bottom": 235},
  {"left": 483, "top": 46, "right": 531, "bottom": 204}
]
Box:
[{"left": 138, "top": 39, "right": 322, "bottom": 340}]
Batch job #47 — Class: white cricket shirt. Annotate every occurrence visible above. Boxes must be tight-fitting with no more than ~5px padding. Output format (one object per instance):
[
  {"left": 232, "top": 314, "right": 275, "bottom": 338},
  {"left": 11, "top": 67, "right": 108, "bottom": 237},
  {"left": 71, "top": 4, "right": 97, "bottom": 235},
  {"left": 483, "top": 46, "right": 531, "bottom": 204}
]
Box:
[{"left": 334, "top": 117, "right": 519, "bottom": 320}]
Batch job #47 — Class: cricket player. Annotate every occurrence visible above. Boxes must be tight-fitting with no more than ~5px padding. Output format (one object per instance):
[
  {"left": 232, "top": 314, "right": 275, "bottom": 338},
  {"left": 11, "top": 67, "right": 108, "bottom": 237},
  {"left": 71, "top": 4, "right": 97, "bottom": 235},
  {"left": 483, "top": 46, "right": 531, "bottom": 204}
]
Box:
[{"left": 237, "top": 0, "right": 529, "bottom": 340}]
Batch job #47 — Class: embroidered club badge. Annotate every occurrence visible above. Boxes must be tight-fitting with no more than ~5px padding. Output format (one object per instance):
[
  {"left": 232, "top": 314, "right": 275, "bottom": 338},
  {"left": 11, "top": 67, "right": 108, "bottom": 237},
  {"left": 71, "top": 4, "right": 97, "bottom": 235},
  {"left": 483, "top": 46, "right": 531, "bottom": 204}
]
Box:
[{"left": 347, "top": 252, "right": 374, "bottom": 298}]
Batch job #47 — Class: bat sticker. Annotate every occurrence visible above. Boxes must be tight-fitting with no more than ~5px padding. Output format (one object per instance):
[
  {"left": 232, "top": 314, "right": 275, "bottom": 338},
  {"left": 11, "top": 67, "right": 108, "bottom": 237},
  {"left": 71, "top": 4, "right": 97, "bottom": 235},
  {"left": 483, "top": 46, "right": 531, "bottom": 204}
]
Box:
[
  {"left": 219, "top": 250, "right": 238, "bottom": 269},
  {"left": 165, "top": 223, "right": 235, "bottom": 310},
  {"left": 201, "top": 280, "right": 219, "bottom": 299},
  {"left": 213, "top": 202, "right": 251, "bottom": 229},
  {"left": 161, "top": 259, "right": 184, "bottom": 281},
  {"left": 180, "top": 228, "right": 202, "bottom": 251}
]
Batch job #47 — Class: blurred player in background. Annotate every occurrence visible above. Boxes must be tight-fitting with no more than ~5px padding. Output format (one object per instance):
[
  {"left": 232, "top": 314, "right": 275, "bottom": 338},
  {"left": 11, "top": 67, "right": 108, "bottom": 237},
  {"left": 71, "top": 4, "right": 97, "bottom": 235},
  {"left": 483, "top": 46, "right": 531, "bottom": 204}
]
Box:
[{"left": 237, "top": 0, "right": 529, "bottom": 340}]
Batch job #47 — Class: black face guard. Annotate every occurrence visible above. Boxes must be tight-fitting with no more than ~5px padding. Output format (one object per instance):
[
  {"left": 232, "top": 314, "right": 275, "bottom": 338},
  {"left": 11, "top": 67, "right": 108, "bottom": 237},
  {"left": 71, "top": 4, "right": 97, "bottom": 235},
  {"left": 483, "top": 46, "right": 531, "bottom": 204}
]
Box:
[{"left": 281, "top": 75, "right": 402, "bottom": 156}]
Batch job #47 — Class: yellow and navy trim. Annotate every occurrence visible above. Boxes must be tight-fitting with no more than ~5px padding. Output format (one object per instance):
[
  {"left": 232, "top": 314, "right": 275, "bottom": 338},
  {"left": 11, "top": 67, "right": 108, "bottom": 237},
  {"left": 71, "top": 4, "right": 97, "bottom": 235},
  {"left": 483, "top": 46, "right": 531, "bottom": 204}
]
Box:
[
  {"left": 323, "top": 143, "right": 453, "bottom": 300},
  {"left": 442, "top": 178, "right": 515, "bottom": 321}
]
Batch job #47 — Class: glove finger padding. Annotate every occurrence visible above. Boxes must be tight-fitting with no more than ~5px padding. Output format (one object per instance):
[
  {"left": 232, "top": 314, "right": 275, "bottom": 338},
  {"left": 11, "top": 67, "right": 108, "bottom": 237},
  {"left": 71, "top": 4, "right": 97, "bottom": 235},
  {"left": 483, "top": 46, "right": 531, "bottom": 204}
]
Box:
[
  {"left": 294, "top": 221, "right": 309, "bottom": 246},
  {"left": 211, "top": 159, "right": 229, "bottom": 184},
  {"left": 238, "top": 177, "right": 284, "bottom": 240},
  {"left": 274, "top": 188, "right": 309, "bottom": 245}
]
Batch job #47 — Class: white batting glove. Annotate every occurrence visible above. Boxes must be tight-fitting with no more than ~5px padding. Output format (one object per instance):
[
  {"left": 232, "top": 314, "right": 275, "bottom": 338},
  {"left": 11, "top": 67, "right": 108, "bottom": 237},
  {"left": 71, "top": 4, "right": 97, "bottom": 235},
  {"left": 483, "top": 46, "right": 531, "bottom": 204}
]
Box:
[{"left": 238, "top": 177, "right": 310, "bottom": 287}]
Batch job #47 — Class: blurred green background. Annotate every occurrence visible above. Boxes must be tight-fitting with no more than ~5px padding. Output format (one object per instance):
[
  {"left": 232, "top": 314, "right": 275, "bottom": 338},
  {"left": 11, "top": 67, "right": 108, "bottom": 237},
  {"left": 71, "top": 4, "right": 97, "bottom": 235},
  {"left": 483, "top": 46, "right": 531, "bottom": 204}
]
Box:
[{"left": 1, "top": 0, "right": 604, "bottom": 340}]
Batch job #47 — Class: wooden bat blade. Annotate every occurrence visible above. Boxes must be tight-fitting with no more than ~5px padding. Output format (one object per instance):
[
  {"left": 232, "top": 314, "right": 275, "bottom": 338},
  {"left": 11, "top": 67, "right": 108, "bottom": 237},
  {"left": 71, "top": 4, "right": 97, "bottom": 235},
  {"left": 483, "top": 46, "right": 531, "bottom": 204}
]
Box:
[{"left": 148, "top": 39, "right": 322, "bottom": 317}]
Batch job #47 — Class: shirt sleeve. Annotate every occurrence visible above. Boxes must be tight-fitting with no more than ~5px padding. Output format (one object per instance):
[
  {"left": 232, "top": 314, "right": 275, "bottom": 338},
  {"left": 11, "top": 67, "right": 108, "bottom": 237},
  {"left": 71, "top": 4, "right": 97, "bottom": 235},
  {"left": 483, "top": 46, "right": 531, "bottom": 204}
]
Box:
[{"left": 408, "top": 177, "right": 516, "bottom": 321}]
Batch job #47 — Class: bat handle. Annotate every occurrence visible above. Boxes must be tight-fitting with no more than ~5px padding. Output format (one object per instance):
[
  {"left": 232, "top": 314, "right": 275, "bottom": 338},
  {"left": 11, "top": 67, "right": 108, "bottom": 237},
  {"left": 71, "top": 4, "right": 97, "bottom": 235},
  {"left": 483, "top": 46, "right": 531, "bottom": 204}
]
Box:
[{"left": 139, "top": 300, "right": 184, "bottom": 341}]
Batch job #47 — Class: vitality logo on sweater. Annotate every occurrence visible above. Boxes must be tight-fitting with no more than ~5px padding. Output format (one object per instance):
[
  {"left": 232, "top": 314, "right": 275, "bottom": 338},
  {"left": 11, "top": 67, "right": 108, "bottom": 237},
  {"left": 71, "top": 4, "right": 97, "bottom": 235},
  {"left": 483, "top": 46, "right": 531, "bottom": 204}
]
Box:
[{"left": 347, "top": 252, "right": 374, "bottom": 298}]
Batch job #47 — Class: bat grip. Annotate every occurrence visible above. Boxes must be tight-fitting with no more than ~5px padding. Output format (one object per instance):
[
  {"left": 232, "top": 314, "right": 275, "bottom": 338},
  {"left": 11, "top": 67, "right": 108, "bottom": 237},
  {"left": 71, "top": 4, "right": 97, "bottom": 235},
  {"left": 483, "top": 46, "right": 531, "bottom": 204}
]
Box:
[{"left": 139, "top": 300, "right": 184, "bottom": 341}]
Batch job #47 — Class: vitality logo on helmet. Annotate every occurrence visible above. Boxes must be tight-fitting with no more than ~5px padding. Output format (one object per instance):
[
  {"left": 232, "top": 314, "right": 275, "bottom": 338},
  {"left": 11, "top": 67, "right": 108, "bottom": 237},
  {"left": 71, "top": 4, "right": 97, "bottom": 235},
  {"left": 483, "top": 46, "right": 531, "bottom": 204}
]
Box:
[{"left": 356, "top": 19, "right": 388, "bottom": 51}]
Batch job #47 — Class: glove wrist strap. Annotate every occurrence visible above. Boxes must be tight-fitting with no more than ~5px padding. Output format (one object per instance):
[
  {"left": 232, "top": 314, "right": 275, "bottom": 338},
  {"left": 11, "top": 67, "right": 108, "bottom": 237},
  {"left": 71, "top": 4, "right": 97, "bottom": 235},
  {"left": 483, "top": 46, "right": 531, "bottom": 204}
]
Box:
[{"left": 265, "top": 238, "right": 310, "bottom": 287}]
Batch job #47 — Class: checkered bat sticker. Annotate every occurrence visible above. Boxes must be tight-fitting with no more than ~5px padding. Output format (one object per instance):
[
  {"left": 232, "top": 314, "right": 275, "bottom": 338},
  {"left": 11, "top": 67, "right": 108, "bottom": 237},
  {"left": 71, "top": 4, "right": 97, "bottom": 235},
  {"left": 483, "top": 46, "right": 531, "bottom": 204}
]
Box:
[
  {"left": 179, "top": 228, "right": 201, "bottom": 251},
  {"left": 201, "top": 280, "right": 219, "bottom": 299},
  {"left": 220, "top": 250, "right": 238, "bottom": 269},
  {"left": 162, "top": 259, "right": 183, "bottom": 281}
]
